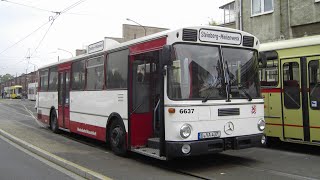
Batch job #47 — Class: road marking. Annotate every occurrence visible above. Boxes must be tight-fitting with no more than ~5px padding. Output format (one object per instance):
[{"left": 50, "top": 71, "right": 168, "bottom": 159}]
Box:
[
  {"left": 0, "top": 128, "right": 112, "bottom": 180},
  {"left": 0, "top": 103, "right": 33, "bottom": 118},
  {"left": 22, "top": 104, "right": 45, "bottom": 128},
  {"left": 0, "top": 134, "right": 86, "bottom": 180}
]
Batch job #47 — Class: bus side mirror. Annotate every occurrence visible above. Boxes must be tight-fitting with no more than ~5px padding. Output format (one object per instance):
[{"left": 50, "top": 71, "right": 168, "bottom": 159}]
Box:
[
  {"left": 258, "top": 52, "right": 267, "bottom": 68},
  {"left": 161, "top": 45, "right": 173, "bottom": 66}
]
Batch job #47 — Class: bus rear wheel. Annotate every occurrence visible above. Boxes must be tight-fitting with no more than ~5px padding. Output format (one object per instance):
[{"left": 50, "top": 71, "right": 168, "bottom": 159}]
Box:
[
  {"left": 109, "top": 120, "right": 127, "bottom": 156},
  {"left": 50, "top": 110, "right": 59, "bottom": 134}
]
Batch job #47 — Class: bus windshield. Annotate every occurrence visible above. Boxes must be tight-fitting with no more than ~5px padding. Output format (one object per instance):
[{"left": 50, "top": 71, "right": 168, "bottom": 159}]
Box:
[{"left": 168, "top": 44, "right": 261, "bottom": 100}]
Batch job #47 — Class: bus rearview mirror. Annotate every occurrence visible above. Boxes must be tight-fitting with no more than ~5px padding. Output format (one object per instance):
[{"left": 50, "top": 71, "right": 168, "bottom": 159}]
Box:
[{"left": 161, "top": 45, "right": 173, "bottom": 66}]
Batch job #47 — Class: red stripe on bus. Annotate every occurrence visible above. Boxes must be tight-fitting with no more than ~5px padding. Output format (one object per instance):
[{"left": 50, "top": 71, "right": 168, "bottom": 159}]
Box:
[
  {"left": 267, "top": 123, "right": 320, "bottom": 129},
  {"left": 58, "top": 62, "right": 72, "bottom": 71},
  {"left": 266, "top": 123, "right": 303, "bottom": 127},
  {"left": 261, "top": 88, "right": 282, "bottom": 93},
  {"left": 262, "top": 88, "right": 311, "bottom": 93},
  {"left": 69, "top": 120, "right": 107, "bottom": 142},
  {"left": 309, "top": 126, "right": 320, "bottom": 129},
  {"left": 129, "top": 37, "right": 166, "bottom": 55},
  {"left": 37, "top": 114, "right": 50, "bottom": 125}
]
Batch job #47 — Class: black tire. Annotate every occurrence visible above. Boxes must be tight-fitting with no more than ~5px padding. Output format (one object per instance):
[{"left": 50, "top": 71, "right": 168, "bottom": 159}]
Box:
[
  {"left": 50, "top": 110, "right": 59, "bottom": 134},
  {"left": 109, "top": 120, "right": 127, "bottom": 156},
  {"left": 265, "top": 136, "right": 280, "bottom": 148}
]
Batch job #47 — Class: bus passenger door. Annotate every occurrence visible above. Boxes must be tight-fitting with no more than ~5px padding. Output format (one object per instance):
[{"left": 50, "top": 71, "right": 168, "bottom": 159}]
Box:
[
  {"left": 58, "top": 70, "right": 71, "bottom": 129},
  {"left": 281, "top": 58, "right": 304, "bottom": 140},
  {"left": 130, "top": 58, "right": 153, "bottom": 147},
  {"left": 307, "top": 57, "right": 320, "bottom": 142}
]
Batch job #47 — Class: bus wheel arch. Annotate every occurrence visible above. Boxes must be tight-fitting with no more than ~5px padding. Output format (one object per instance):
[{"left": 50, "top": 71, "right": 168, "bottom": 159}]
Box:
[
  {"left": 106, "top": 113, "right": 127, "bottom": 156},
  {"left": 49, "top": 107, "right": 59, "bottom": 133}
]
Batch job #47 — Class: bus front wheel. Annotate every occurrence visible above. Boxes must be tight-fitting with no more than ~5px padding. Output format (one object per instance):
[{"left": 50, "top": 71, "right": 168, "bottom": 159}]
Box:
[{"left": 109, "top": 120, "right": 127, "bottom": 156}]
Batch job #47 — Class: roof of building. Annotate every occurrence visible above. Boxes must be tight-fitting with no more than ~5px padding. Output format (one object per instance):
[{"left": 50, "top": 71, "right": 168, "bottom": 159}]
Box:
[{"left": 219, "top": 0, "right": 235, "bottom": 9}]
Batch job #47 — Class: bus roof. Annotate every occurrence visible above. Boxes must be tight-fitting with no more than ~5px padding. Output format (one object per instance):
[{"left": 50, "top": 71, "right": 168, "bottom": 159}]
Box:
[
  {"left": 39, "top": 26, "right": 258, "bottom": 70},
  {"left": 260, "top": 35, "right": 320, "bottom": 52},
  {"left": 10, "top": 85, "right": 22, "bottom": 88}
]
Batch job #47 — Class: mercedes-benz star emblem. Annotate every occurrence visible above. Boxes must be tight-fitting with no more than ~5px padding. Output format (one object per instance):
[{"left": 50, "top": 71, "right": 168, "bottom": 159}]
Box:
[{"left": 224, "top": 122, "right": 235, "bottom": 135}]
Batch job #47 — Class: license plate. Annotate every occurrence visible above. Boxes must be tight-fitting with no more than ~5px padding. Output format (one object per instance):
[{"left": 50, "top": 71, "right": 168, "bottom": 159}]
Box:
[{"left": 198, "top": 131, "right": 221, "bottom": 139}]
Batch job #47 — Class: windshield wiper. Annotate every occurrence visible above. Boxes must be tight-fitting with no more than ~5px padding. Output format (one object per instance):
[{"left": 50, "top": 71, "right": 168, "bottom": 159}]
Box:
[
  {"left": 224, "top": 61, "right": 231, "bottom": 102},
  {"left": 202, "top": 86, "right": 216, "bottom": 103},
  {"left": 238, "top": 85, "right": 252, "bottom": 101}
]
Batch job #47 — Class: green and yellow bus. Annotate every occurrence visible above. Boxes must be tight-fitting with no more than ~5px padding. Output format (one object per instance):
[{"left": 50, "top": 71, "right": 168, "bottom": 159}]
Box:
[
  {"left": 10, "top": 85, "right": 23, "bottom": 99},
  {"left": 259, "top": 35, "right": 320, "bottom": 146}
]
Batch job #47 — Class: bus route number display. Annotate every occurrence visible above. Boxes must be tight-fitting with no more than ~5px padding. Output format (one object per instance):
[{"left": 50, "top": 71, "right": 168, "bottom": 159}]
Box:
[{"left": 199, "top": 29, "right": 242, "bottom": 45}]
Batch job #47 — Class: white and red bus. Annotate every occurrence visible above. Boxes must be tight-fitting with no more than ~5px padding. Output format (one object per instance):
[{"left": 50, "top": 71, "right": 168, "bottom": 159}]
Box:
[
  {"left": 36, "top": 26, "right": 265, "bottom": 160},
  {"left": 28, "top": 82, "right": 38, "bottom": 101}
]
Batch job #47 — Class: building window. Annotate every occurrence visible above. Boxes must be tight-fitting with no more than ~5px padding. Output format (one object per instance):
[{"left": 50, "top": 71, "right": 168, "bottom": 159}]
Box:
[
  {"left": 222, "top": 2, "right": 235, "bottom": 24},
  {"left": 252, "top": 0, "right": 273, "bottom": 16}
]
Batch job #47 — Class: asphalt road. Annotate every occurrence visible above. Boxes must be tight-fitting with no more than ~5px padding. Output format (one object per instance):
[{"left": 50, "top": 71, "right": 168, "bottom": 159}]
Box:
[
  {"left": 1, "top": 99, "right": 320, "bottom": 180},
  {"left": 0, "top": 135, "right": 82, "bottom": 180}
]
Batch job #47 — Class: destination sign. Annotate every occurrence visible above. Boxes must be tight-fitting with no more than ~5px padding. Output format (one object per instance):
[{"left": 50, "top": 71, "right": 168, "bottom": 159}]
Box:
[
  {"left": 88, "top": 40, "right": 104, "bottom": 54},
  {"left": 199, "top": 29, "right": 242, "bottom": 45}
]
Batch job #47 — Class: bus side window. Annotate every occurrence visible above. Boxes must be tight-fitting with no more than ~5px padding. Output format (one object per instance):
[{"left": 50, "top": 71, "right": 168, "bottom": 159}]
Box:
[
  {"left": 40, "top": 69, "right": 49, "bottom": 91},
  {"left": 72, "top": 60, "right": 86, "bottom": 90},
  {"left": 48, "top": 67, "right": 58, "bottom": 91},
  {"left": 106, "top": 49, "right": 129, "bottom": 89},
  {"left": 86, "top": 56, "right": 104, "bottom": 90},
  {"left": 309, "top": 60, "right": 320, "bottom": 110},
  {"left": 283, "top": 62, "right": 300, "bottom": 109}
]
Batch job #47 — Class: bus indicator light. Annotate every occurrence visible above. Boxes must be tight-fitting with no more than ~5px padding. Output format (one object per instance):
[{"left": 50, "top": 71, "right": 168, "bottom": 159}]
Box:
[{"left": 168, "top": 108, "right": 175, "bottom": 113}]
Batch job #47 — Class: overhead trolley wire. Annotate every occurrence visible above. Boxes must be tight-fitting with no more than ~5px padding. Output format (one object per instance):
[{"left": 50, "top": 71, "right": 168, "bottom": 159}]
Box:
[
  {"left": 1, "top": 0, "right": 57, "bottom": 13},
  {"left": 0, "top": 0, "right": 87, "bottom": 73},
  {"left": 0, "top": 20, "right": 52, "bottom": 56}
]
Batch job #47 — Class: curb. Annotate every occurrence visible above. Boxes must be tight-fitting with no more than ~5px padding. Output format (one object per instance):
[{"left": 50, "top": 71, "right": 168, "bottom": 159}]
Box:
[{"left": 0, "top": 129, "right": 111, "bottom": 180}]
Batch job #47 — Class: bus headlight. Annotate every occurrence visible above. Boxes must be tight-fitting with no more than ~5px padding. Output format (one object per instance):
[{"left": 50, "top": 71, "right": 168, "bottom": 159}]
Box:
[
  {"left": 258, "top": 119, "right": 266, "bottom": 131},
  {"left": 180, "top": 124, "right": 192, "bottom": 139}
]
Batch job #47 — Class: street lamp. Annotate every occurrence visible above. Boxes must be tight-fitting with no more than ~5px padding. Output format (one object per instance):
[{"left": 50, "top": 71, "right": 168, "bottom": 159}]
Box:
[
  {"left": 126, "top": 18, "right": 147, "bottom": 36},
  {"left": 57, "top": 48, "right": 73, "bottom": 58}
]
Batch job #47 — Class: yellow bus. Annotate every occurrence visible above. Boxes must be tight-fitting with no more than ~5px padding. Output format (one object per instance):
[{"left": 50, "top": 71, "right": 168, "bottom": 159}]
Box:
[
  {"left": 10, "top": 85, "right": 23, "bottom": 99},
  {"left": 259, "top": 35, "right": 320, "bottom": 146}
]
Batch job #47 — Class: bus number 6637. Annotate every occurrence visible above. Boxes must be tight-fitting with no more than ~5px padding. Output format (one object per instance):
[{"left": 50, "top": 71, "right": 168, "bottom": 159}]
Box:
[{"left": 179, "top": 109, "right": 194, "bottom": 114}]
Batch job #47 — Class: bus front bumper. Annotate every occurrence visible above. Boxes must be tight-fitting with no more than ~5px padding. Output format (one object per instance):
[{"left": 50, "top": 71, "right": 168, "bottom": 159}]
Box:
[{"left": 166, "top": 133, "right": 263, "bottom": 158}]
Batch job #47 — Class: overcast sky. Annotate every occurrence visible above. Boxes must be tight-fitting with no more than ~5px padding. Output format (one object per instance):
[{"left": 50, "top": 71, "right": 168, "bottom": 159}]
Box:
[{"left": 0, "top": 0, "right": 231, "bottom": 76}]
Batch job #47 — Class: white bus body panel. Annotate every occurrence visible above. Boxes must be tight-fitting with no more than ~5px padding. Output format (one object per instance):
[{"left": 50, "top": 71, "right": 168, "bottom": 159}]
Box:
[
  {"left": 164, "top": 76, "right": 264, "bottom": 141},
  {"left": 37, "top": 92, "right": 58, "bottom": 120},
  {"left": 70, "top": 90, "right": 128, "bottom": 131},
  {"left": 164, "top": 99, "right": 264, "bottom": 141}
]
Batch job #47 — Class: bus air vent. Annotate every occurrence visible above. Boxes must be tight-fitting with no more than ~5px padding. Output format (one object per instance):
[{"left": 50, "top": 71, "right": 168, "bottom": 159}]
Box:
[
  {"left": 242, "top": 36, "right": 254, "bottom": 47},
  {"left": 182, "top": 29, "right": 198, "bottom": 42},
  {"left": 218, "top": 108, "right": 240, "bottom": 116}
]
